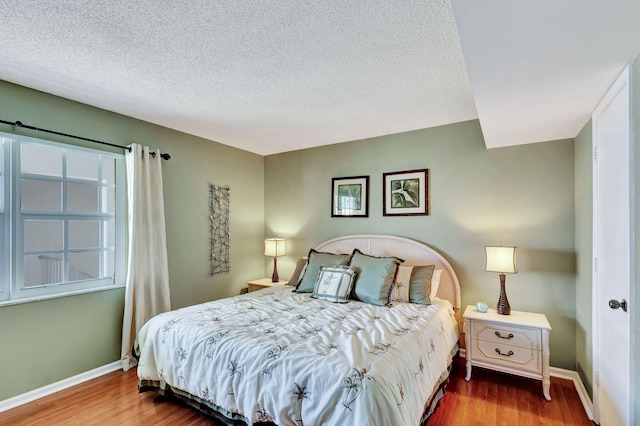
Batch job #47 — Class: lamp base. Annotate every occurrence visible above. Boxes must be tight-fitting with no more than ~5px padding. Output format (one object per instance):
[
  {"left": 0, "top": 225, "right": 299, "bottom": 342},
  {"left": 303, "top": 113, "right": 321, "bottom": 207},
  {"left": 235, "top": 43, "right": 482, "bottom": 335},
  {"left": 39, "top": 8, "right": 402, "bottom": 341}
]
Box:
[
  {"left": 497, "top": 273, "right": 511, "bottom": 315},
  {"left": 271, "top": 257, "right": 279, "bottom": 282}
]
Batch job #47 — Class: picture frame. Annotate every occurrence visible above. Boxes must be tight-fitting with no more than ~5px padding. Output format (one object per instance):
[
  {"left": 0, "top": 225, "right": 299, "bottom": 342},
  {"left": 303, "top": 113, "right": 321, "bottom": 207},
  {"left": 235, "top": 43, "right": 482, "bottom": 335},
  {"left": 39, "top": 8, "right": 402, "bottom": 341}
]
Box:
[
  {"left": 383, "top": 169, "right": 429, "bottom": 216},
  {"left": 331, "top": 176, "right": 369, "bottom": 217}
]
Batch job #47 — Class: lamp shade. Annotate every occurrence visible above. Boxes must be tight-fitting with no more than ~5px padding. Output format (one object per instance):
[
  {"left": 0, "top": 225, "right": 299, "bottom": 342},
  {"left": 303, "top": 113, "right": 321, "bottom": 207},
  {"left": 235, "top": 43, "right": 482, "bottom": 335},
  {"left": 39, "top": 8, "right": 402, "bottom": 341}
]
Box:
[
  {"left": 485, "top": 246, "right": 517, "bottom": 273},
  {"left": 264, "top": 238, "right": 286, "bottom": 257}
]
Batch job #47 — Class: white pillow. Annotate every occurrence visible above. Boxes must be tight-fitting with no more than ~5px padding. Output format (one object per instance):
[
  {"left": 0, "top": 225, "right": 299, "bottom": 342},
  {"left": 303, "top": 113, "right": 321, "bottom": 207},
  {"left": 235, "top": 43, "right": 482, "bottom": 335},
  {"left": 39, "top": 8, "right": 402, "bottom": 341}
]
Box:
[{"left": 430, "top": 269, "right": 443, "bottom": 299}]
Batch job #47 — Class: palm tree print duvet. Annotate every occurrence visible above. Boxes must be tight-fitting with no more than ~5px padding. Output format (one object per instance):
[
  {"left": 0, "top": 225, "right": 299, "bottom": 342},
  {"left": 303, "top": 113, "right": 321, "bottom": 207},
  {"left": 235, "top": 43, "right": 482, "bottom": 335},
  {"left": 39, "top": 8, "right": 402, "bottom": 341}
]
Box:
[{"left": 136, "top": 286, "right": 458, "bottom": 426}]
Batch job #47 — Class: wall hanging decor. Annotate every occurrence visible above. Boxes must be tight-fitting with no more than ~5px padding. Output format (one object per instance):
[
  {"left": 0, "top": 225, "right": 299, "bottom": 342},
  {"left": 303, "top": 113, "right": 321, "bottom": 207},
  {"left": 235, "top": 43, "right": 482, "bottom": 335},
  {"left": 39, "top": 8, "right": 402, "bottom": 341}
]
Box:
[
  {"left": 209, "top": 183, "right": 230, "bottom": 275},
  {"left": 331, "top": 175, "right": 369, "bottom": 217},
  {"left": 383, "top": 169, "right": 429, "bottom": 216}
]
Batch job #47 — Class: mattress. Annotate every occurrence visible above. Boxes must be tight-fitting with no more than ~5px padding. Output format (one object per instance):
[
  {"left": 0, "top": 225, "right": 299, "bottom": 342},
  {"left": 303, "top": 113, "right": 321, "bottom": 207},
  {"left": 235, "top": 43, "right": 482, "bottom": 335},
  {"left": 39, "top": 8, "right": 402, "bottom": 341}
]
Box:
[{"left": 136, "top": 285, "right": 458, "bottom": 425}]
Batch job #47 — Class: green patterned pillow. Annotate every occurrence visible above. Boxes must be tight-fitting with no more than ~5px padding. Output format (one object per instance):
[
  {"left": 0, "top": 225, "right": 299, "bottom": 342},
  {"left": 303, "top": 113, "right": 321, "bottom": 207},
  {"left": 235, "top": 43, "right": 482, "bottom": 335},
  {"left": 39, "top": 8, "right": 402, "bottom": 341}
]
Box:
[
  {"left": 311, "top": 265, "right": 357, "bottom": 303},
  {"left": 295, "top": 249, "right": 352, "bottom": 293},
  {"left": 349, "top": 249, "right": 403, "bottom": 306}
]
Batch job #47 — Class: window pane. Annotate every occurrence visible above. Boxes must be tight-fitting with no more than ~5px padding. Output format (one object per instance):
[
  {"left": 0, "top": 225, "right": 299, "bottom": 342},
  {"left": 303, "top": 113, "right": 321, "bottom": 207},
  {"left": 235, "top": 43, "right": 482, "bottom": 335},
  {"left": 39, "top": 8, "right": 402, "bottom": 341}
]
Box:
[
  {"left": 102, "top": 157, "right": 115, "bottom": 184},
  {"left": 25, "top": 254, "right": 63, "bottom": 286},
  {"left": 22, "top": 179, "right": 62, "bottom": 211},
  {"left": 67, "top": 182, "right": 98, "bottom": 212},
  {"left": 24, "top": 220, "right": 64, "bottom": 251},
  {"left": 69, "top": 252, "right": 99, "bottom": 281},
  {"left": 103, "top": 250, "right": 114, "bottom": 278},
  {"left": 67, "top": 151, "right": 98, "bottom": 181},
  {"left": 102, "top": 186, "right": 115, "bottom": 213},
  {"left": 105, "top": 220, "right": 115, "bottom": 248},
  {"left": 69, "top": 220, "right": 99, "bottom": 249},
  {"left": 21, "top": 144, "right": 62, "bottom": 177}
]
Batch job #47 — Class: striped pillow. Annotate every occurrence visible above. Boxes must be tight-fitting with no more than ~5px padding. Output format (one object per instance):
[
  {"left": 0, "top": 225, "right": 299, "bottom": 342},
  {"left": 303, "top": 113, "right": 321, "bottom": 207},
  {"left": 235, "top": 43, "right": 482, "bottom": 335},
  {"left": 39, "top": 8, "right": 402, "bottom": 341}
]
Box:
[
  {"left": 392, "top": 265, "right": 437, "bottom": 304},
  {"left": 311, "top": 265, "right": 357, "bottom": 303}
]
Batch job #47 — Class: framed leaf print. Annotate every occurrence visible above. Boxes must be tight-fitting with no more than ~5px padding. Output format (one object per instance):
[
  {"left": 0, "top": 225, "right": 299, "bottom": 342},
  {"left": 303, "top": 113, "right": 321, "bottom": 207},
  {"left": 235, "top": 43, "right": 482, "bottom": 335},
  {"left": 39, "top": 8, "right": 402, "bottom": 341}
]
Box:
[
  {"left": 332, "top": 176, "right": 369, "bottom": 217},
  {"left": 383, "top": 169, "right": 429, "bottom": 216}
]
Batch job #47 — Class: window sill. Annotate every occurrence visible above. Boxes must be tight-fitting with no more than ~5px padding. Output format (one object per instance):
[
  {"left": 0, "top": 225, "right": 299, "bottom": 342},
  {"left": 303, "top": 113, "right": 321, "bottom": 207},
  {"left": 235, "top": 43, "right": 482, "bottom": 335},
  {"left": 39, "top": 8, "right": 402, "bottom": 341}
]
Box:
[{"left": 0, "top": 284, "right": 126, "bottom": 307}]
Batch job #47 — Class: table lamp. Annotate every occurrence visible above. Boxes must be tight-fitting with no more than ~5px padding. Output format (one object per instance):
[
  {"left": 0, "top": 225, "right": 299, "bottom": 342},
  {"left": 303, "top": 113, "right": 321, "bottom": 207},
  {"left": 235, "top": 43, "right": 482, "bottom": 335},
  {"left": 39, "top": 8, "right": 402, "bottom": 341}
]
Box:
[
  {"left": 264, "top": 238, "right": 286, "bottom": 282},
  {"left": 485, "top": 245, "right": 517, "bottom": 315}
]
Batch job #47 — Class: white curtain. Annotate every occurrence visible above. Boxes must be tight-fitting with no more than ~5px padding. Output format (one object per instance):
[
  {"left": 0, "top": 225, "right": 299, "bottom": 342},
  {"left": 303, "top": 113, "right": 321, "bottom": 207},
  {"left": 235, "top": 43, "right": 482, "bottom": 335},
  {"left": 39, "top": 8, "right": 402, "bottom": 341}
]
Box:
[{"left": 121, "top": 144, "right": 171, "bottom": 371}]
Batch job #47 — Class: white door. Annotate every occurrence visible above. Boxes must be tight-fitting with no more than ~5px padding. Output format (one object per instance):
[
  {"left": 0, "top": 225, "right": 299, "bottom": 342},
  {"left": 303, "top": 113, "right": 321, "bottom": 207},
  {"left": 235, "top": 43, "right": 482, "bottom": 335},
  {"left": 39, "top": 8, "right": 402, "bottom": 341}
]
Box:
[{"left": 592, "top": 65, "right": 631, "bottom": 425}]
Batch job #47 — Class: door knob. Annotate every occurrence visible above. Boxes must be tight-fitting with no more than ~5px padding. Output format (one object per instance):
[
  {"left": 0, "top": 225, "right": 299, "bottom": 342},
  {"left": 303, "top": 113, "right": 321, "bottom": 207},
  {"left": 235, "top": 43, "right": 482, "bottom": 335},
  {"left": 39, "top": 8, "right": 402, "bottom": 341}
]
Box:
[{"left": 609, "top": 299, "right": 628, "bottom": 312}]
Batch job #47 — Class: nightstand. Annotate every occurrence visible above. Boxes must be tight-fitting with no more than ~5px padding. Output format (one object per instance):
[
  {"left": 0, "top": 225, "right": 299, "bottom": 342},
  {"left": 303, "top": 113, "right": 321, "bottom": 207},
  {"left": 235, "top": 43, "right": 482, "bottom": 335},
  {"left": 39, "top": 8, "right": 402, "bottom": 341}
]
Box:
[
  {"left": 247, "top": 278, "right": 287, "bottom": 292},
  {"left": 463, "top": 305, "right": 552, "bottom": 401}
]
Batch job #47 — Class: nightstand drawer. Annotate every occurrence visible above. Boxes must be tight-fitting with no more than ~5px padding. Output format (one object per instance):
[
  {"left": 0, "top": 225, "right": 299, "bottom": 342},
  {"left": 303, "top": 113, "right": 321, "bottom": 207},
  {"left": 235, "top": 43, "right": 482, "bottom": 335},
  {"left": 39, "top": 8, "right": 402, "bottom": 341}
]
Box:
[
  {"left": 474, "top": 339, "right": 541, "bottom": 374},
  {"left": 475, "top": 323, "right": 541, "bottom": 350}
]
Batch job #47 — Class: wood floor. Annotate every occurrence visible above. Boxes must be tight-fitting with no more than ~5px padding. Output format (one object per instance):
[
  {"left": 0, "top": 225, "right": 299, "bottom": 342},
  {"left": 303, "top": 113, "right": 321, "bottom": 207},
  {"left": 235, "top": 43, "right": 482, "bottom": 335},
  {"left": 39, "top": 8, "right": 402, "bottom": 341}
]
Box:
[
  {"left": 0, "top": 356, "right": 593, "bottom": 425},
  {"left": 427, "top": 358, "right": 594, "bottom": 425}
]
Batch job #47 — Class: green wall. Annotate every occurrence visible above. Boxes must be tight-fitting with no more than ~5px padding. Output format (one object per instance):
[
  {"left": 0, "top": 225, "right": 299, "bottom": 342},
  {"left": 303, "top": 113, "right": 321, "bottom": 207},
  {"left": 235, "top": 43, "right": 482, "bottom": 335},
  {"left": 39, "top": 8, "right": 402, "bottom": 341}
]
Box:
[
  {"left": 574, "top": 119, "right": 593, "bottom": 398},
  {"left": 0, "top": 81, "right": 265, "bottom": 400},
  {"left": 265, "top": 120, "right": 577, "bottom": 369}
]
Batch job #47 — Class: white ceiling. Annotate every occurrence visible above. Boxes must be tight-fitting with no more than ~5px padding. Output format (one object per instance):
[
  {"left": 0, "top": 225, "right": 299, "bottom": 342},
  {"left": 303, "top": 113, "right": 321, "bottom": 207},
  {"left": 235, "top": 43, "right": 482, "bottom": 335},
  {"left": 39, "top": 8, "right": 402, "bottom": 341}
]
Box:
[
  {"left": 451, "top": 0, "right": 640, "bottom": 149},
  {"left": 0, "top": 1, "right": 638, "bottom": 155}
]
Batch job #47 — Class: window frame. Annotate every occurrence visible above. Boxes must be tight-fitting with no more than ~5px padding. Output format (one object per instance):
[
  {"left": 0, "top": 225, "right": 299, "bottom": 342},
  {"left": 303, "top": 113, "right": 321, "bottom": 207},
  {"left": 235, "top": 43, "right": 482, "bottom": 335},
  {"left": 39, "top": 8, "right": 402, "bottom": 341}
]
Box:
[
  {"left": 0, "top": 139, "right": 8, "bottom": 301},
  {"left": 0, "top": 132, "right": 126, "bottom": 305}
]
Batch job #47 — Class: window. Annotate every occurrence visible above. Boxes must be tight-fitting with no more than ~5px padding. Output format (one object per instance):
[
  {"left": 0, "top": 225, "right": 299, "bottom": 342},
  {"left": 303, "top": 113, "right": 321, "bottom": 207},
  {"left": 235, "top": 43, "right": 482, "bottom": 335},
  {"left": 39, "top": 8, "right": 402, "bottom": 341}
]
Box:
[{"left": 0, "top": 132, "right": 126, "bottom": 303}]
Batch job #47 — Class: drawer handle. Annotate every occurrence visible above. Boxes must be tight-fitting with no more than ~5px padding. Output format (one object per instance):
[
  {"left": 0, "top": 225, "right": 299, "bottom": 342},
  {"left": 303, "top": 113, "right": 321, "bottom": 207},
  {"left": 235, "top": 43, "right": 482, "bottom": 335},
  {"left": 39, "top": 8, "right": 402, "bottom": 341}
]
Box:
[
  {"left": 495, "top": 348, "right": 514, "bottom": 357},
  {"left": 495, "top": 331, "right": 514, "bottom": 339}
]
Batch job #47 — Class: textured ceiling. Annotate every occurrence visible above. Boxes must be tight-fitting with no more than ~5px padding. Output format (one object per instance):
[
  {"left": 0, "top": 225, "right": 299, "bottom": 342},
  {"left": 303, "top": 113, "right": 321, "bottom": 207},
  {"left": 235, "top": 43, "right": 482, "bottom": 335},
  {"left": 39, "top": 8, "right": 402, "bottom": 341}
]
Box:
[{"left": 0, "top": 1, "right": 638, "bottom": 155}]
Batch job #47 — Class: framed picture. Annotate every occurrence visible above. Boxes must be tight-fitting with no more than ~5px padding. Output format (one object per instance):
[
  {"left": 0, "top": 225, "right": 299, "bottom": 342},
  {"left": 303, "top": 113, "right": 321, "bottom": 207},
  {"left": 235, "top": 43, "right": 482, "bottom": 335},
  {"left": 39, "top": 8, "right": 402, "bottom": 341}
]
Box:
[
  {"left": 332, "top": 176, "right": 369, "bottom": 217},
  {"left": 383, "top": 169, "right": 429, "bottom": 216}
]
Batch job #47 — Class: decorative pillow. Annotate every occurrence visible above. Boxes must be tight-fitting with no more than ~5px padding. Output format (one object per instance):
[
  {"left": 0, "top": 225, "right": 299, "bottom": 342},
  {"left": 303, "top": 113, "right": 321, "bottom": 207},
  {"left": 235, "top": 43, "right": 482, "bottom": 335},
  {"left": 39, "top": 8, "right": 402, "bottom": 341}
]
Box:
[
  {"left": 392, "top": 265, "right": 436, "bottom": 304},
  {"left": 311, "top": 265, "right": 357, "bottom": 303},
  {"left": 392, "top": 265, "right": 413, "bottom": 302},
  {"left": 430, "top": 269, "right": 443, "bottom": 299},
  {"left": 349, "top": 249, "right": 403, "bottom": 306},
  {"left": 287, "top": 258, "right": 308, "bottom": 286},
  {"left": 295, "top": 249, "right": 352, "bottom": 293}
]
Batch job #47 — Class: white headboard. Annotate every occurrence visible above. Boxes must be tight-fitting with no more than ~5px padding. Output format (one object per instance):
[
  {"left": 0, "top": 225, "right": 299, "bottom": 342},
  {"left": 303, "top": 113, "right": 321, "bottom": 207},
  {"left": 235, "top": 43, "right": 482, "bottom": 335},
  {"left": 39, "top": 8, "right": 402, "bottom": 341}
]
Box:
[{"left": 315, "top": 234, "right": 461, "bottom": 310}]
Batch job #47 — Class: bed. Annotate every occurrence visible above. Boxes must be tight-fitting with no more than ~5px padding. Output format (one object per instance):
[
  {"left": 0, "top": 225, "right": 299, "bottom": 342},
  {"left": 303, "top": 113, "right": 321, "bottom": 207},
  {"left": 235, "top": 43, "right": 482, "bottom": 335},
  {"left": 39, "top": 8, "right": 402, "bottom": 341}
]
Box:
[{"left": 136, "top": 234, "right": 461, "bottom": 425}]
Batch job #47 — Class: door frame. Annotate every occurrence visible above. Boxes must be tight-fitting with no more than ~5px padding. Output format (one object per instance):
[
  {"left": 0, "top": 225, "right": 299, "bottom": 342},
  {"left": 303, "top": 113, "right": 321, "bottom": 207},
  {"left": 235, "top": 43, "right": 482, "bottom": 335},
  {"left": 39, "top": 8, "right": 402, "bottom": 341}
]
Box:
[{"left": 591, "top": 64, "right": 632, "bottom": 425}]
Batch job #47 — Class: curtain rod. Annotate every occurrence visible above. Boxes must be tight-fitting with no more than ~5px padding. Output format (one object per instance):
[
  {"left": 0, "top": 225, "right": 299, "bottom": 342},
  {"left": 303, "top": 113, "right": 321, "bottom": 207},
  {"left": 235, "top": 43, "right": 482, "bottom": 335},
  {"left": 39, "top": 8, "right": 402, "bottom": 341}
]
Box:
[{"left": 0, "top": 119, "right": 171, "bottom": 160}]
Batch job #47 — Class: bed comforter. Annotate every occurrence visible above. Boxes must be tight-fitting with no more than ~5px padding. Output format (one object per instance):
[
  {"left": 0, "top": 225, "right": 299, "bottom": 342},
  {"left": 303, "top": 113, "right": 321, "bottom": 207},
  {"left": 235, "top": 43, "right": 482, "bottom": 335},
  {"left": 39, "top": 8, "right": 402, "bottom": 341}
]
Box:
[{"left": 136, "top": 286, "right": 458, "bottom": 426}]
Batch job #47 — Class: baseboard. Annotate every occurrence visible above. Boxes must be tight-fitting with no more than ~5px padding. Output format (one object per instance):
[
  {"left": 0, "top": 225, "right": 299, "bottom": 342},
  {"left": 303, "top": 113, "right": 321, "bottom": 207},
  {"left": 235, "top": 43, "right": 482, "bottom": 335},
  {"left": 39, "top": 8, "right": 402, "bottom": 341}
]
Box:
[
  {"left": 0, "top": 361, "right": 122, "bottom": 413},
  {"left": 460, "top": 350, "right": 593, "bottom": 420},
  {"left": 549, "top": 366, "right": 594, "bottom": 420}
]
